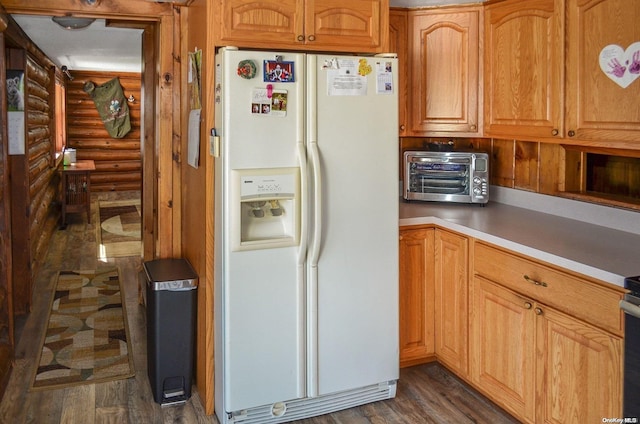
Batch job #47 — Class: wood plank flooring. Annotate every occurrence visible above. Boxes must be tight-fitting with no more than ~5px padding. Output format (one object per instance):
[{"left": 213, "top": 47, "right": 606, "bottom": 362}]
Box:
[{"left": 0, "top": 191, "right": 520, "bottom": 424}]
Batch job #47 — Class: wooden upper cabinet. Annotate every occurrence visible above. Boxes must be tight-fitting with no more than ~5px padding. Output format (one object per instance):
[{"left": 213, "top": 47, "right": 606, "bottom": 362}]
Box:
[
  {"left": 409, "top": 6, "right": 482, "bottom": 136},
  {"left": 565, "top": 0, "right": 640, "bottom": 147},
  {"left": 215, "top": 0, "right": 388, "bottom": 53},
  {"left": 389, "top": 9, "right": 408, "bottom": 136},
  {"left": 484, "top": 0, "right": 564, "bottom": 140},
  {"left": 218, "top": 0, "right": 303, "bottom": 45},
  {"left": 307, "top": 0, "right": 387, "bottom": 50}
]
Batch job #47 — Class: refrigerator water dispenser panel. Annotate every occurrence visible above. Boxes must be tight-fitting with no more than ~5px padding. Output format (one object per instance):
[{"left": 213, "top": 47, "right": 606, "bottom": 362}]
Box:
[{"left": 231, "top": 167, "right": 300, "bottom": 251}]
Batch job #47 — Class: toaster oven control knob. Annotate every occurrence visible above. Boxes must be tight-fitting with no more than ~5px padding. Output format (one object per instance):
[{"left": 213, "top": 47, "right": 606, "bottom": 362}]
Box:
[
  {"left": 473, "top": 177, "right": 482, "bottom": 185},
  {"left": 473, "top": 186, "right": 482, "bottom": 195}
]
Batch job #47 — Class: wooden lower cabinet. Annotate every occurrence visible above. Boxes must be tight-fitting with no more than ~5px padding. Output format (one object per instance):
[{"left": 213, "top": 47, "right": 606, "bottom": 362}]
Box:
[
  {"left": 470, "top": 247, "right": 623, "bottom": 423},
  {"left": 536, "top": 304, "right": 622, "bottom": 423},
  {"left": 398, "top": 227, "right": 469, "bottom": 372},
  {"left": 470, "top": 276, "right": 538, "bottom": 423},
  {"left": 434, "top": 229, "right": 468, "bottom": 376},
  {"left": 399, "top": 227, "right": 435, "bottom": 367},
  {"left": 399, "top": 228, "right": 623, "bottom": 421}
]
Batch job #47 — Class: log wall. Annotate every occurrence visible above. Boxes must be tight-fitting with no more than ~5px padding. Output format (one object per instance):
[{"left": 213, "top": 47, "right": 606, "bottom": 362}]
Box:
[
  {"left": 65, "top": 71, "right": 142, "bottom": 192},
  {"left": 5, "top": 47, "right": 59, "bottom": 316},
  {"left": 25, "top": 55, "right": 58, "bottom": 274}
]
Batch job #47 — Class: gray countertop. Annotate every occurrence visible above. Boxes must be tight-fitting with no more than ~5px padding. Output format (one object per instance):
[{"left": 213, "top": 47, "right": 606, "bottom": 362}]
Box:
[{"left": 399, "top": 198, "right": 640, "bottom": 288}]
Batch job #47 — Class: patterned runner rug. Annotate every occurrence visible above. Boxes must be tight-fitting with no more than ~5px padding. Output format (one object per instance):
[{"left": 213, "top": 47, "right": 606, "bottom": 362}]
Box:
[
  {"left": 31, "top": 268, "right": 135, "bottom": 390},
  {"left": 96, "top": 199, "right": 141, "bottom": 259}
]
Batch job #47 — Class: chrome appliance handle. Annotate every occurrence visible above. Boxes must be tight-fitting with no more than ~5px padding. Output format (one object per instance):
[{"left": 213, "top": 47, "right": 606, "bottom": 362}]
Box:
[
  {"left": 411, "top": 157, "right": 471, "bottom": 164},
  {"left": 620, "top": 299, "right": 640, "bottom": 319}
]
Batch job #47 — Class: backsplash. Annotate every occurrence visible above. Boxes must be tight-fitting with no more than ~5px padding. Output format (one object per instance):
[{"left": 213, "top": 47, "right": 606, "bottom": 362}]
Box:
[{"left": 491, "top": 186, "right": 640, "bottom": 236}]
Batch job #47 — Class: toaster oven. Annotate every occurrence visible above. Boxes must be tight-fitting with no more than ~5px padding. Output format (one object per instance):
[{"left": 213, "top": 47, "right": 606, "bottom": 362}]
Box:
[{"left": 403, "top": 151, "right": 489, "bottom": 204}]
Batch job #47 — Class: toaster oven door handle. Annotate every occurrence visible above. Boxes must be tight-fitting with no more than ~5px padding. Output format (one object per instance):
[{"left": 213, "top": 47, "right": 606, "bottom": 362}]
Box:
[{"left": 411, "top": 157, "right": 471, "bottom": 164}]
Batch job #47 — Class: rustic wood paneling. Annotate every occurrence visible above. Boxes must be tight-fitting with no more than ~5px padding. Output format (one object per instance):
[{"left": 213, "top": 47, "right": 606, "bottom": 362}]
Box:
[
  {"left": 0, "top": 30, "right": 14, "bottom": 402},
  {"left": 514, "top": 140, "right": 539, "bottom": 192},
  {"left": 488, "top": 139, "right": 515, "bottom": 188},
  {"left": 65, "top": 71, "right": 142, "bottom": 192}
]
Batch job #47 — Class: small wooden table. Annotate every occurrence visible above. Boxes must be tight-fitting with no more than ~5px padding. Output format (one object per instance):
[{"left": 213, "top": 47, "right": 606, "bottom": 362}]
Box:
[{"left": 61, "top": 160, "right": 95, "bottom": 226}]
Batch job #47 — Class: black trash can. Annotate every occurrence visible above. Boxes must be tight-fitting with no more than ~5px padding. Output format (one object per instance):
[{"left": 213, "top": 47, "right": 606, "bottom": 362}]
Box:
[{"left": 143, "top": 258, "right": 198, "bottom": 406}]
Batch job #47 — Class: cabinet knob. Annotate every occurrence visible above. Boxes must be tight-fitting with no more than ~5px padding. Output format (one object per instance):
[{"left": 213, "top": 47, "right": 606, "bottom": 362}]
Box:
[
  {"left": 551, "top": 129, "right": 559, "bottom": 136},
  {"left": 568, "top": 130, "right": 576, "bottom": 137},
  {"left": 470, "top": 124, "right": 477, "bottom": 131},
  {"left": 534, "top": 307, "right": 543, "bottom": 316},
  {"left": 399, "top": 124, "right": 406, "bottom": 131},
  {"left": 297, "top": 35, "right": 305, "bottom": 42},
  {"left": 308, "top": 34, "right": 316, "bottom": 42},
  {"left": 524, "top": 301, "right": 532, "bottom": 310}
]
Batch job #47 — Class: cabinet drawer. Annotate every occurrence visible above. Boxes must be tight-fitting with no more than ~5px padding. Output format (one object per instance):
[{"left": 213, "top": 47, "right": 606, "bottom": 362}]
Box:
[{"left": 473, "top": 241, "right": 624, "bottom": 336}]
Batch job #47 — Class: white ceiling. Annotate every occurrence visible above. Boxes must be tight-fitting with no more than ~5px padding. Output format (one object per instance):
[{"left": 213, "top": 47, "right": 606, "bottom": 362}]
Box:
[
  {"left": 11, "top": 1, "right": 482, "bottom": 74},
  {"left": 12, "top": 14, "right": 142, "bottom": 73}
]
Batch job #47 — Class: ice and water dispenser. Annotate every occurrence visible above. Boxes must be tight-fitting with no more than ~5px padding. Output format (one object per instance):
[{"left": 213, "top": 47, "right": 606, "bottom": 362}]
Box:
[{"left": 231, "top": 167, "right": 300, "bottom": 251}]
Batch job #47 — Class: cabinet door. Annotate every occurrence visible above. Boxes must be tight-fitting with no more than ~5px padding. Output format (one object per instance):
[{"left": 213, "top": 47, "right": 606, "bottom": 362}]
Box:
[
  {"left": 565, "top": 0, "right": 640, "bottom": 147},
  {"left": 399, "top": 228, "right": 435, "bottom": 367},
  {"left": 305, "top": 0, "right": 387, "bottom": 52},
  {"left": 470, "top": 276, "right": 536, "bottom": 423},
  {"left": 218, "top": 0, "right": 304, "bottom": 46},
  {"left": 536, "top": 305, "right": 623, "bottom": 423},
  {"left": 389, "top": 10, "right": 408, "bottom": 136},
  {"left": 484, "top": 0, "right": 564, "bottom": 140},
  {"left": 434, "top": 229, "right": 468, "bottom": 375},
  {"left": 409, "top": 7, "right": 482, "bottom": 135}
]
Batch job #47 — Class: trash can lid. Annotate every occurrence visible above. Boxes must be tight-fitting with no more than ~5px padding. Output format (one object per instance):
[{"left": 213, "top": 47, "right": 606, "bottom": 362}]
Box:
[{"left": 144, "top": 259, "right": 198, "bottom": 291}]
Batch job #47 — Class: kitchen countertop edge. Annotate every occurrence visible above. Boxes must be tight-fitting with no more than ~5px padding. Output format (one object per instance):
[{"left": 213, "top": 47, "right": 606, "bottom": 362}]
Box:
[{"left": 399, "top": 200, "right": 640, "bottom": 289}]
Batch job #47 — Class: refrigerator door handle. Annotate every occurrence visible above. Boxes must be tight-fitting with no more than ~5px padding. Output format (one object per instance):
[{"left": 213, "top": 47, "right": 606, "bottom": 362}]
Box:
[
  {"left": 296, "top": 140, "right": 308, "bottom": 397},
  {"left": 308, "top": 141, "right": 322, "bottom": 267},
  {"left": 297, "top": 141, "right": 308, "bottom": 266},
  {"left": 305, "top": 53, "right": 320, "bottom": 397}
]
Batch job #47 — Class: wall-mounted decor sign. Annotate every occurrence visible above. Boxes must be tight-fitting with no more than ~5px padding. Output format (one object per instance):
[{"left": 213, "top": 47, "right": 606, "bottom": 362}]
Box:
[
  {"left": 7, "top": 70, "right": 25, "bottom": 155},
  {"left": 599, "top": 41, "right": 640, "bottom": 88}
]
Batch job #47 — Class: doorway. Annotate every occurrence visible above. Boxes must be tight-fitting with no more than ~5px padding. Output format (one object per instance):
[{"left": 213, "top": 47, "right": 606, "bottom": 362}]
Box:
[
  {"left": 0, "top": 5, "right": 170, "bottom": 398},
  {"left": 6, "top": 12, "right": 161, "bottom": 262}
]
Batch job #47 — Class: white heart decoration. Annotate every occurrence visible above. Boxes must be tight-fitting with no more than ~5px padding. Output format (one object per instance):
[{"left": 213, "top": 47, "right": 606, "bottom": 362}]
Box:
[{"left": 599, "top": 42, "right": 640, "bottom": 88}]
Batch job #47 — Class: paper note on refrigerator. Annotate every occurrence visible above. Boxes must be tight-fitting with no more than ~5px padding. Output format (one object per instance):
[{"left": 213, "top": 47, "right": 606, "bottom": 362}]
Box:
[
  {"left": 376, "top": 61, "right": 394, "bottom": 94},
  {"left": 326, "top": 58, "right": 368, "bottom": 96}
]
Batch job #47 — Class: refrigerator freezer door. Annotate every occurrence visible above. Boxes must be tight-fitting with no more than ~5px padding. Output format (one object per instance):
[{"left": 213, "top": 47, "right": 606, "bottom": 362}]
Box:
[
  {"left": 307, "top": 55, "right": 400, "bottom": 396},
  {"left": 215, "top": 49, "right": 307, "bottom": 413}
]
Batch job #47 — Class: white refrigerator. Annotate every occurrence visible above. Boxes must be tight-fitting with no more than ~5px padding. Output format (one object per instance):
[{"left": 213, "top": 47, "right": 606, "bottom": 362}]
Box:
[{"left": 214, "top": 47, "right": 399, "bottom": 423}]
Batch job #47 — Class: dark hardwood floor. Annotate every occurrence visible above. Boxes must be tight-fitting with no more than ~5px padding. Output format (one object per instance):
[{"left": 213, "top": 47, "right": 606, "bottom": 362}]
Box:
[{"left": 0, "top": 191, "right": 520, "bottom": 423}]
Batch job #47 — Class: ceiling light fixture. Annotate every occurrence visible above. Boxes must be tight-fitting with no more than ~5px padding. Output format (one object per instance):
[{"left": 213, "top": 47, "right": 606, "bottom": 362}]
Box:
[{"left": 51, "top": 16, "right": 96, "bottom": 30}]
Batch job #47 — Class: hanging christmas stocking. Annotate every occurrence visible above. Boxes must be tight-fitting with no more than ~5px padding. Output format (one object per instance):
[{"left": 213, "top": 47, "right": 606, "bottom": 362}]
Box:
[{"left": 83, "top": 77, "right": 131, "bottom": 138}]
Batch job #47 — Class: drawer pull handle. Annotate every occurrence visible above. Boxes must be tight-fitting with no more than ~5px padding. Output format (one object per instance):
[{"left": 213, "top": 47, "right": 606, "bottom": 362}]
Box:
[
  {"left": 524, "top": 275, "right": 548, "bottom": 287},
  {"left": 524, "top": 301, "right": 532, "bottom": 309},
  {"left": 534, "top": 307, "right": 543, "bottom": 315}
]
